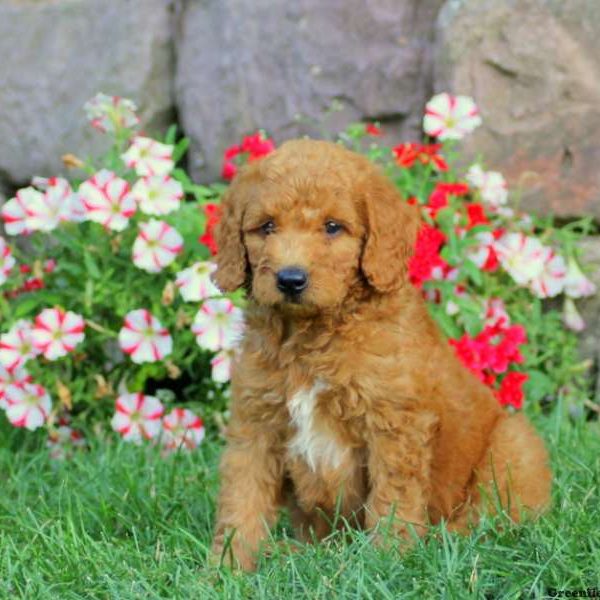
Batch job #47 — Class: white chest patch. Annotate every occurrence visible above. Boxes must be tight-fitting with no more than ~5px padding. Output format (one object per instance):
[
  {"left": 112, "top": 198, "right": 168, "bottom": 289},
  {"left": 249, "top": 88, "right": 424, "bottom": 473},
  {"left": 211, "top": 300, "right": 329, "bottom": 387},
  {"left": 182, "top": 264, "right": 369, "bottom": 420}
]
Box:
[{"left": 287, "top": 380, "right": 348, "bottom": 472}]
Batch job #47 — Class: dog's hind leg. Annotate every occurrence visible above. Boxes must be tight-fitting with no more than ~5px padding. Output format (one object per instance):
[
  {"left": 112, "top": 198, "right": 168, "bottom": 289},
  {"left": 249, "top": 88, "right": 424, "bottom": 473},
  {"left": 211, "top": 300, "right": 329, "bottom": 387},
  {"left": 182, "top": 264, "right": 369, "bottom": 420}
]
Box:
[{"left": 449, "top": 413, "right": 552, "bottom": 531}]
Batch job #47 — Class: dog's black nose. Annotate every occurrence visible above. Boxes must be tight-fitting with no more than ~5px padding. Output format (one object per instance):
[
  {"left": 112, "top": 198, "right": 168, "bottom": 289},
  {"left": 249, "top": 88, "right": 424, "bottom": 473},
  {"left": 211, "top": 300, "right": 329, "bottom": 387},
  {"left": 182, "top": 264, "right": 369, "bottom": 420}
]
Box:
[{"left": 276, "top": 267, "right": 308, "bottom": 296}]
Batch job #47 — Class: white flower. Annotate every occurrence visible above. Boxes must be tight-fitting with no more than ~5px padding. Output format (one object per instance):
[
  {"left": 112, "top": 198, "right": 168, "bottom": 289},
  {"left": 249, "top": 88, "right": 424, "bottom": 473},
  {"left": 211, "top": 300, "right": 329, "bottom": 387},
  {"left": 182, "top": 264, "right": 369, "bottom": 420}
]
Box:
[
  {"left": 564, "top": 257, "right": 596, "bottom": 299},
  {"left": 211, "top": 348, "right": 236, "bottom": 383},
  {"left": 1, "top": 188, "right": 39, "bottom": 235},
  {"left": 31, "top": 308, "right": 86, "bottom": 360},
  {"left": 84, "top": 93, "right": 139, "bottom": 134},
  {"left": 483, "top": 298, "right": 511, "bottom": 328},
  {"left": 162, "top": 408, "right": 205, "bottom": 452},
  {"left": 0, "top": 364, "right": 31, "bottom": 410},
  {"left": 529, "top": 250, "right": 567, "bottom": 299},
  {"left": 466, "top": 164, "right": 508, "bottom": 208},
  {"left": 563, "top": 298, "right": 585, "bottom": 332},
  {"left": 118, "top": 309, "right": 172, "bottom": 364},
  {"left": 122, "top": 136, "right": 174, "bottom": 177},
  {"left": 111, "top": 392, "right": 164, "bottom": 443},
  {"left": 0, "top": 237, "right": 15, "bottom": 285},
  {"left": 26, "top": 177, "right": 81, "bottom": 231},
  {"left": 423, "top": 93, "right": 482, "bottom": 140},
  {"left": 47, "top": 423, "right": 86, "bottom": 461},
  {"left": 43, "top": 177, "right": 87, "bottom": 223},
  {"left": 131, "top": 175, "right": 184, "bottom": 216},
  {"left": 79, "top": 169, "right": 136, "bottom": 231},
  {"left": 4, "top": 383, "right": 52, "bottom": 431},
  {"left": 175, "top": 261, "right": 220, "bottom": 302},
  {"left": 191, "top": 299, "right": 244, "bottom": 352},
  {"left": 467, "top": 231, "right": 497, "bottom": 270},
  {"left": 0, "top": 320, "right": 41, "bottom": 370},
  {"left": 494, "top": 233, "right": 546, "bottom": 286},
  {"left": 132, "top": 219, "right": 184, "bottom": 273}
]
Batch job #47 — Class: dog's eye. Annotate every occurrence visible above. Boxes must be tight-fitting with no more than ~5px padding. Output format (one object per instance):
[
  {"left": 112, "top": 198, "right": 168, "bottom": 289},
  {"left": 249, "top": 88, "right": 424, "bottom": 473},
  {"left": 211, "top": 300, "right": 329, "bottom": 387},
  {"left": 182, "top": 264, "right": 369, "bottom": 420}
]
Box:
[
  {"left": 260, "top": 220, "right": 276, "bottom": 235},
  {"left": 325, "top": 220, "right": 343, "bottom": 236}
]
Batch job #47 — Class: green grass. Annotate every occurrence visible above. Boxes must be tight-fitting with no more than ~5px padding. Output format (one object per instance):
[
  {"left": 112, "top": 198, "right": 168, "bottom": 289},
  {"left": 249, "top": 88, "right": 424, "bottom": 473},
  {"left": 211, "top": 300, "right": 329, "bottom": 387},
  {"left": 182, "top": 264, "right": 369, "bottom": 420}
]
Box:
[{"left": 0, "top": 408, "right": 599, "bottom": 599}]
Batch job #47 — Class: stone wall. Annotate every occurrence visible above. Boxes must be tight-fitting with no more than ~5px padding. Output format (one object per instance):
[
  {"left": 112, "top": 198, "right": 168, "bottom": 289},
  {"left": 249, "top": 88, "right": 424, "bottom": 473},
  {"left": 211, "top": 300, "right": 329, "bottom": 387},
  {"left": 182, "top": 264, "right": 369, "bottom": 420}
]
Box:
[{"left": 0, "top": 0, "right": 598, "bottom": 218}]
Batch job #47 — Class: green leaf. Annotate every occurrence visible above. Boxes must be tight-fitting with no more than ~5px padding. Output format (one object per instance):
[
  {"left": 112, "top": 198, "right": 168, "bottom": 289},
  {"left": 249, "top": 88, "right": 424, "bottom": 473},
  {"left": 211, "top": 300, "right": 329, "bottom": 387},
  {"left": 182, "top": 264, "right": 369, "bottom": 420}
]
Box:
[
  {"left": 12, "top": 295, "right": 43, "bottom": 320},
  {"left": 165, "top": 124, "right": 178, "bottom": 145},
  {"left": 524, "top": 370, "right": 556, "bottom": 404},
  {"left": 173, "top": 137, "right": 190, "bottom": 163},
  {"left": 461, "top": 259, "right": 483, "bottom": 286},
  {"left": 84, "top": 251, "right": 101, "bottom": 280}
]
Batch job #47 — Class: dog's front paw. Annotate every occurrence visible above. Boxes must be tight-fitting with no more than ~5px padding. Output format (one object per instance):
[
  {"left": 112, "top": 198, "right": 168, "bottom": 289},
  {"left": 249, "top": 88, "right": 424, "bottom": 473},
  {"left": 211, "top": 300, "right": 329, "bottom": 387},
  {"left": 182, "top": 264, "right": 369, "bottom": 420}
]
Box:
[{"left": 210, "top": 533, "right": 257, "bottom": 572}]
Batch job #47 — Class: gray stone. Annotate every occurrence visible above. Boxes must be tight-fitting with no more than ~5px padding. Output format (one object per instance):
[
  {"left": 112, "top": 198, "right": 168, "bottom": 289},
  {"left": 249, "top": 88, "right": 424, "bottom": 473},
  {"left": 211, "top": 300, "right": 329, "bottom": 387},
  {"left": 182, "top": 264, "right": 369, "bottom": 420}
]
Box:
[
  {"left": 434, "top": 0, "right": 600, "bottom": 218},
  {"left": 0, "top": 0, "right": 175, "bottom": 187},
  {"left": 175, "top": 0, "right": 444, "bottom": 181}
]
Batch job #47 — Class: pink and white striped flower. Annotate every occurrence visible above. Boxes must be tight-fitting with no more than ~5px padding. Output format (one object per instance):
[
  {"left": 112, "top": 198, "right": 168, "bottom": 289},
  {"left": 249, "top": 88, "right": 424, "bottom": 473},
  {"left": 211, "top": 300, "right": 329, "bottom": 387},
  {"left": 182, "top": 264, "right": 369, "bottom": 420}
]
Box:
[
  {"left": 529, "top": 250, "right": 567, "bottom": 299},
  {"left": 466, "top": 164, "right": 508, "bottom": 208},
  {"left": 4, "top": 382, "right": 52, "bottom": 430},
  {"left": 192, "top": 299, "right": 244, "bottom": 352},
  {"left": 175, "top": 261, "right": 220, "bottom": 302},
  {"left": 564, "top": 257, "right": 596, "bottom": 299},
  {"left": 122, "top": 136, "right": 174, "bottom": 177},
  {"left": 210, "top": 348, "right": 236, "bottom": 383},
  {"left": 33, "top": 177, "right": 87, "bottom": 224},
  {"left": 423, "top": 93, "right": 482, "bottom": 140},
  {"left": 47, "top": 423, "right": 86, "bottom": 460},
  {"left": 84, "top": 93, "right": 139, "bottom": 134},
  {"left": 118, "top": 309, "right": 172, "bottom": 363},
  {"left": 25, "top": 177, "right": 79, "bottom": 231},
  {"left": 467, "top": 231, "right": 498, "bottom": 271},
  {"left": 0, "top": 364, "right": 31, "bottom": 410},
  {"left": 563, "top": 298, "right": 585, "bottom": 332},
  {"left": 31, "top": 308, "right": 86, "bottom": 360},
  {"left": 132, "top": 219, "right": 183, "bottom": 273},
  {"left": 493, "top": 233, "right": 547, "bottom": 286},
  {"left": 1, "top": 187, "right": 39, "bottom": 235},
  {"left": 483, "top": 298, "right": 511, "bottom": 328},
  {"left": 78, "top": 170, "right": 136, "bottom": 231},
  {"left": 0, "top": 237, "right": 15, "bottom": 285},
  {"left": 131, "top": 175, "right": 184, "bottom": 216},
  {"left": 162, "top": 408, "right": 205, "bottom": 451},
  {"left": 0, "top": 320, "right": 41, "bottom": 369},
  {"left": 111, "top": 392, "right": 164, "bottom": 443}
]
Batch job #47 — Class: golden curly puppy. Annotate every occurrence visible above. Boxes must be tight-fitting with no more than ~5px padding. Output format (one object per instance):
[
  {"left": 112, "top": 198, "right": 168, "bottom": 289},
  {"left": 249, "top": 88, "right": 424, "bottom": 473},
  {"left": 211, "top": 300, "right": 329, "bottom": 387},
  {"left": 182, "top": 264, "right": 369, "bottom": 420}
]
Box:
[{"left": 211, "top": 139, "right": 551, "bottom": 570}]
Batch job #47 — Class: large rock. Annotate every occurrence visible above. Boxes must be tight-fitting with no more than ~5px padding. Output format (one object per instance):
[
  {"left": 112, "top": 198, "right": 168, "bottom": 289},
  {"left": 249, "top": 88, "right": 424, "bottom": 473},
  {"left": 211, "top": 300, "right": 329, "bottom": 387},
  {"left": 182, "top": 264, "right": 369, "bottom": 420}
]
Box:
[
  {"left": 175, "top": 0, "right": 444, "bottom": 181},
  {"left": 0, "top": 0, "right": 175, "bottom": 187},
  {"left": 434, "top": 0, "right": 600, "bottom": 219}
]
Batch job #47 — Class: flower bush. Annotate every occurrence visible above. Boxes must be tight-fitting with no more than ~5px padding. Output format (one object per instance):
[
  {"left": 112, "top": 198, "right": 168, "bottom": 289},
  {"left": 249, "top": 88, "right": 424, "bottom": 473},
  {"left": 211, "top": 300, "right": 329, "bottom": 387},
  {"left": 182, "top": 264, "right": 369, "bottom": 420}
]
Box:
[{"left": 0, "top": 92, "right": 596, "bottom": 458}]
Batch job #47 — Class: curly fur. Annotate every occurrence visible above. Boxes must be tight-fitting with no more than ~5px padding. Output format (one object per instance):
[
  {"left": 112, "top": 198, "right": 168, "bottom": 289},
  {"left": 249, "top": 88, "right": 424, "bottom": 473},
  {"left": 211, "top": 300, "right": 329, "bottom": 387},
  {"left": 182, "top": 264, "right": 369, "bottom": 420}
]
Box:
[{"left": 211, "top": 139, "right": 551, "bottom": 570}]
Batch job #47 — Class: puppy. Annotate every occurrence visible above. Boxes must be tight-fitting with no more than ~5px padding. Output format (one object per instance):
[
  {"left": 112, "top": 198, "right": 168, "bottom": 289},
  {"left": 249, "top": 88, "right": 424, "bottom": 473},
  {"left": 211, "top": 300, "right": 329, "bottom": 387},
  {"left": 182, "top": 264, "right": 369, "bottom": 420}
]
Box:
[{"left": 211, "top": 139, "right": 551, "bottom": 570}]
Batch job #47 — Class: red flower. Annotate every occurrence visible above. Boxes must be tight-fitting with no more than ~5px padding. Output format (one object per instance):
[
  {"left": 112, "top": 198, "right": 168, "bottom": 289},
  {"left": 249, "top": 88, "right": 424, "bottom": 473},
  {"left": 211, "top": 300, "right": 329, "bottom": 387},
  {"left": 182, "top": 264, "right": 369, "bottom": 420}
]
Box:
[
  {"left": 449, "top": 322, "right": 528, "bottom": 406},
  {"left": 224, "top": 145, "right": 241, "bottom": 160},
  {"left": 466, "top": 203, "right": 489, "bottom": 228},
  {"left": 392, "top": 143, "right": 448, "bottom": 171},
  {"left": 221, "top": 132, "right": 275, "bottom": 181},
  {"left": 426, "top": 182, "right": 470, "bottom": 219},
  {"left": 240, "top": 132, "right": 275, "bottom": 160},
  {"left": 393, "top": 143, "right": 420, "bottom": 168},
  {"left": 365, "top": 123, "right": 382, "bottom": 136},
  {"left": 221, "top": 161, "right": 237, "bottom": 181},
  {"left": 495, "top": 372, "right": 528, "bottom": 410},
  {"left": 408, "top": 224, "right": 448, "bottom": 288},
  {"left": 199, "top": 203, "right": 221, "bottom": 256}
]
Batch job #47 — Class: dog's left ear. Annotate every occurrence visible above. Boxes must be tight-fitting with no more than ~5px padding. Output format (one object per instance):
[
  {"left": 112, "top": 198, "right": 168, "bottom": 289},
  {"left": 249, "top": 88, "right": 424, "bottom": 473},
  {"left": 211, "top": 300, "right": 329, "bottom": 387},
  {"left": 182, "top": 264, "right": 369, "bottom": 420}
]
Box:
[{"left": 361, "top": 177, "right": 421, "bottom": 293}]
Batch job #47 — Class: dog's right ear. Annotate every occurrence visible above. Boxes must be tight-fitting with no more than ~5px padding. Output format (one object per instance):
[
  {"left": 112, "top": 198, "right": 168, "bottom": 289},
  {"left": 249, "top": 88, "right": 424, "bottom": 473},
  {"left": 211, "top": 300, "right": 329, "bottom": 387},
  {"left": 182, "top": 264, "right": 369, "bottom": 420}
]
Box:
[{"left": 213, "top": 176, "right": 250, "bottom": 293}]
